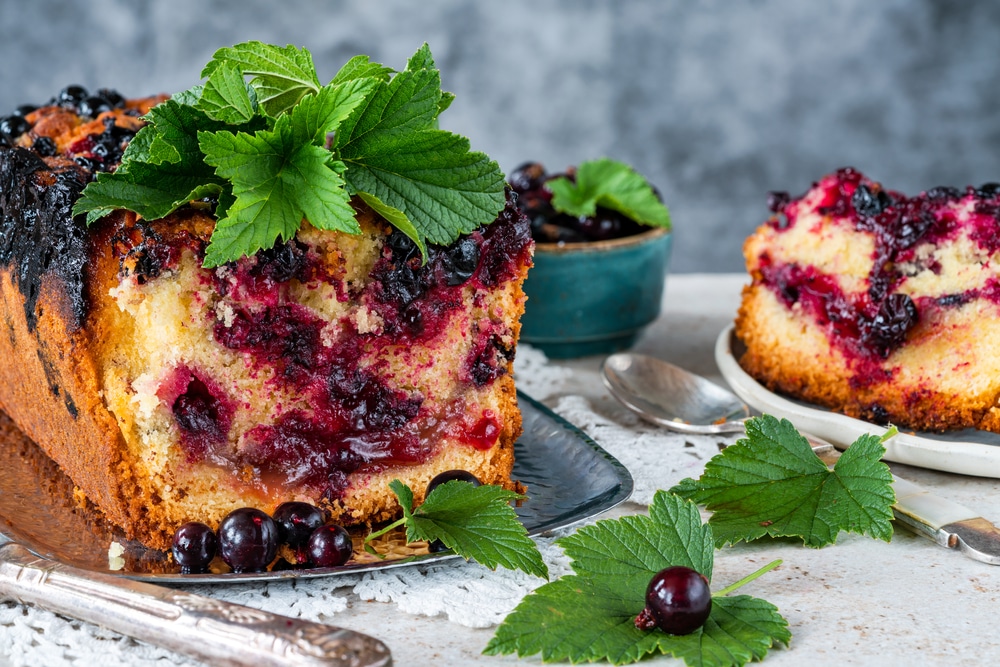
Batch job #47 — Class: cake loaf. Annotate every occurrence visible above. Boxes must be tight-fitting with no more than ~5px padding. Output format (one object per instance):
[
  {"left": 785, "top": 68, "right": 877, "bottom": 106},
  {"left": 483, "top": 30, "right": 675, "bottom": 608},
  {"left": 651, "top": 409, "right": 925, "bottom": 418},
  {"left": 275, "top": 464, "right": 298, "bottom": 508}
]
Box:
[
  {"left": 0, "top": 84, "right": 532, "bottom": 551},
  {"left": 736, "top": 167, "right": 1000, "bottom": 433}
]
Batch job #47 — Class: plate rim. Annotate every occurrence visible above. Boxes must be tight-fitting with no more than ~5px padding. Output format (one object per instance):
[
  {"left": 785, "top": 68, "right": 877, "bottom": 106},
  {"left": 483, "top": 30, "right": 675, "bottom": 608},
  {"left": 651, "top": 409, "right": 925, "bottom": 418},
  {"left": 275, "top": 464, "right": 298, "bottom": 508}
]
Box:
[{"left": 715, "top": 324, "right": 1000, "bottom": 478}]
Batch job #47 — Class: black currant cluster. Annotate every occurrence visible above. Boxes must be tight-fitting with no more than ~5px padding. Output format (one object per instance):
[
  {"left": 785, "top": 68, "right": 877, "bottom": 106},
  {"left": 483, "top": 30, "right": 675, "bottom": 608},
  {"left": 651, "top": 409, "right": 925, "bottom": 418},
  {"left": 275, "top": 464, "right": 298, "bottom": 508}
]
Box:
[
  {"left": 507, "top": 162, "right": 648, "bottom": 244},
  {"left": 634, "top": 566, "right": 713, "bottom": 636},
  {"left": 1, "top": 85, "right": 127, "bottom": 141},
  {"left": 170, "top": 469, "right": 483, "bottom": 574},
  {"left": 1, "top": 85, "right": 137, "bottom": 176},
  {"left": 171, "top": 502, "right": 352, "bottom": 574}
]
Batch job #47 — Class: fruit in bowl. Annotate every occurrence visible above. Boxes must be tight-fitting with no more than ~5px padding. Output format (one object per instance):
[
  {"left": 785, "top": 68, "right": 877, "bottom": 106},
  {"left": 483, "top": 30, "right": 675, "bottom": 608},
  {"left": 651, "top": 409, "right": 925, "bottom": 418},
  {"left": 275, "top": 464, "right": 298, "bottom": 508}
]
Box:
[{"left": 508, "top": 159, "right": 673, "bottom": 358}]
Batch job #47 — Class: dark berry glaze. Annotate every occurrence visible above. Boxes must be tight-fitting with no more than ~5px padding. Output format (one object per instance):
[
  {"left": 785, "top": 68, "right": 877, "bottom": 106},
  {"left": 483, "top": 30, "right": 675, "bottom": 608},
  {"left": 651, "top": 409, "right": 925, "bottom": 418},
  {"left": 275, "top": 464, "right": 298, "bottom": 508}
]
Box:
[
  {"left": 0, "top": 88, "right": 161, "bottom": 331},
  {"left": 755, "top": 168, "right": 1000, "bottom": 370}
]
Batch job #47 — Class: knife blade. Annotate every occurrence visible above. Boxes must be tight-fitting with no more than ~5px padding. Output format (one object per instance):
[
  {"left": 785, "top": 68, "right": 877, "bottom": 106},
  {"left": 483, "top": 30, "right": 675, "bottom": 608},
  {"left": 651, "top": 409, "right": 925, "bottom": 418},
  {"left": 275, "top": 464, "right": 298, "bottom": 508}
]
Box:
[{"left": 805, "top": 436, "right": 1000, "bottom": 564}]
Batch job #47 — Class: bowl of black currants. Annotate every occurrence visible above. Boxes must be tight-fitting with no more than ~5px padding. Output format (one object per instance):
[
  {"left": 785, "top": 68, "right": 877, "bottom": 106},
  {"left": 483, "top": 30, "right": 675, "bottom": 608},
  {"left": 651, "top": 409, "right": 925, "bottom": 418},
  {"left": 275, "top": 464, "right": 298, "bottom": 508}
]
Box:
[{"left": 509, "top": 159, "right": 673, "bottom": 358}]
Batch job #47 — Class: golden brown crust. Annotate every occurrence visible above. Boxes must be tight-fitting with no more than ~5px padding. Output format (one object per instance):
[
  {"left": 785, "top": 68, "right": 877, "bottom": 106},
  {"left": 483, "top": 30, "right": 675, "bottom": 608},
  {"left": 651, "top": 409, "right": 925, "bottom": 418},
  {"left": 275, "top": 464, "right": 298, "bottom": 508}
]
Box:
[{"left": 0, "top": 258, "right": 142, "bottom": 537}]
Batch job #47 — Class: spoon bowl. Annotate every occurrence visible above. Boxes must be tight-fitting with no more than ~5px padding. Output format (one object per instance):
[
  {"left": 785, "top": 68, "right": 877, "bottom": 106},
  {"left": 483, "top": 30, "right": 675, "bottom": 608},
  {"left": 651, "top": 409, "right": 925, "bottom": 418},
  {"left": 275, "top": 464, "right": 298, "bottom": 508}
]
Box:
[{"left": 602, "top": 353, "right": 750, "bottom": 434}]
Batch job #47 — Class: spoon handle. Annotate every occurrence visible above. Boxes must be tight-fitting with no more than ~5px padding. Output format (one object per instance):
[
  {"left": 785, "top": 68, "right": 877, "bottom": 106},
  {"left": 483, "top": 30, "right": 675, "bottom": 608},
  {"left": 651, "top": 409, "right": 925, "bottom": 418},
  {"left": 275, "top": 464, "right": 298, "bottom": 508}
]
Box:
[{"left": 0, "top": 543, "right": 392, "bottom": 666}]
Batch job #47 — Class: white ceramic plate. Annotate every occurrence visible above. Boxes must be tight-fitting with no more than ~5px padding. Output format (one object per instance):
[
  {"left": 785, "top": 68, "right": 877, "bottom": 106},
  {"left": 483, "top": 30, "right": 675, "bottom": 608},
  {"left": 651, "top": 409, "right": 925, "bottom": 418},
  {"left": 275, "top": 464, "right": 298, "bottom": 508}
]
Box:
[{"left": 715, "top": 325, "right": 1000, "bottom": 478}]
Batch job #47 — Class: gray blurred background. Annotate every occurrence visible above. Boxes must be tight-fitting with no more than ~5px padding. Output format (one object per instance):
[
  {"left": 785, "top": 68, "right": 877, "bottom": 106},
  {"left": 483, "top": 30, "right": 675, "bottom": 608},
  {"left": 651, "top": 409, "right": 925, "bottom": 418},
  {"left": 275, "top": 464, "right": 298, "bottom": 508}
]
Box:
[{"left": 2, "top": 0, "right": 997, "bottom": 272}]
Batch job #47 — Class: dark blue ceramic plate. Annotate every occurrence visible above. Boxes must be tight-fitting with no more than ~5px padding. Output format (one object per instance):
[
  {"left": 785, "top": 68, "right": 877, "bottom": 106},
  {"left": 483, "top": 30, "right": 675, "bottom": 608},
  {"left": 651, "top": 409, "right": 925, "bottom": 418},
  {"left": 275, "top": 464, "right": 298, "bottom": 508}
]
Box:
[{"left": 0, "top": 392, "right": 634, "bottom": 583}]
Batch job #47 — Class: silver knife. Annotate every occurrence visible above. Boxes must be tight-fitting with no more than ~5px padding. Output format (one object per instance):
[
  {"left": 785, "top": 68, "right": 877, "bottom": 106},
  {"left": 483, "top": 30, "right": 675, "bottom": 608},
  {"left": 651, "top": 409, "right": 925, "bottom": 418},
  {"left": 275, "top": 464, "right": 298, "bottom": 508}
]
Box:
[{"left": 0, "top": 535, "right": 393, "bottom": 667}]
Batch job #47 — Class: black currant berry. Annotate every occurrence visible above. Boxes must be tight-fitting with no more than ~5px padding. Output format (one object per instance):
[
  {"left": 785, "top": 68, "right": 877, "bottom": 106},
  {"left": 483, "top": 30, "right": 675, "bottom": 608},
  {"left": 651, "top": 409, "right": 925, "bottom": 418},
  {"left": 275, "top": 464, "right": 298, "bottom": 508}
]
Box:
[
  {"left": 0, "top": 115, "right": 30, "bottom": 138},
  {"left": 58, "top": 85, "right": 88, "bottom": 107},
  {"left": 273, "top": 501, "right": 325, "bottom": 562},
  {"left": 426, "top": 469, "right": 481, "bottom": 496},
  {"left": 171, "top": 521, "right": 218, "bottom": 574},
  {"left": 426, "top": 470, "right": 481, "bottom": 553},
  {"left": 217, "top": 507, "right": 279, "bottom": 573},
  {"left": 307, "top": 524, "right": 353, "bottom": 567},
  {"left": 635, "top": 566, "right": 712, "bottom": 635}
]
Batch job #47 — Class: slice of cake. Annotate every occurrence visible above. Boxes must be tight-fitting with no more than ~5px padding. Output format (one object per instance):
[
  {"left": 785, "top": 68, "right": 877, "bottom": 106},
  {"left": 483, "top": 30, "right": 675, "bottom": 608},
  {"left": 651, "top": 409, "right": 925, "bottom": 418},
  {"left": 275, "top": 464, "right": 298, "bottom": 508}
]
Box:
[
  {"left": 0, "top": 47, "right": 532, "bottom": 551},
  {"left": 736, "top": 167, "right": 1000, "bottom": 433}
]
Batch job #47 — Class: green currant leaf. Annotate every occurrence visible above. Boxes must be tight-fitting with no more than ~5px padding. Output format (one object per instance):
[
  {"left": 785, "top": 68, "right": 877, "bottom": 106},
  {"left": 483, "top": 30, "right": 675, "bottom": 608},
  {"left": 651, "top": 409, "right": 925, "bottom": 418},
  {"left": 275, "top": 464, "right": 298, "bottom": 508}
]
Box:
[
  {"left": 334, "top": 45, "right": 506, "bottom": 252},
  {"left": 201, "top": 41, "right": 321, "bottom": 116},
  {"left": 388, "top": 479, "right": 548, "bottom": 579},
  {"left": 76, "top": 42, "right": 506, "bottom": 265},
  {"left": 486, "top": 492, "right": 789, "bottom": 666},
  {"left": 672, "top": 415, "right": 895, "bottom": 548},
  {"left": 547, "top": 157, "right": 670, "bottom": 228},
  {"left": 198, "top": 62, "right": 258, "bottom": 124},
  {"left": 330, "top": 54, "right": 395, "bottom": 86},
  {"left": 199, "top": 118, "right": 358, "bottom": 267}
]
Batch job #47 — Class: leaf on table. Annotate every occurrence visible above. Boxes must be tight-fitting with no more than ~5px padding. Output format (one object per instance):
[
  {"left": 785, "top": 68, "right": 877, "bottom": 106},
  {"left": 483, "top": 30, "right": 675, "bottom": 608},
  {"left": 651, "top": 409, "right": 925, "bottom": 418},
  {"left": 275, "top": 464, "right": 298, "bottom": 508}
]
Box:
[
  {"left": 672, "top": 414, "right": 895, "bottom": 548},
  {"left": 485, "top": 491, "right": 789, "bottom": 666}
]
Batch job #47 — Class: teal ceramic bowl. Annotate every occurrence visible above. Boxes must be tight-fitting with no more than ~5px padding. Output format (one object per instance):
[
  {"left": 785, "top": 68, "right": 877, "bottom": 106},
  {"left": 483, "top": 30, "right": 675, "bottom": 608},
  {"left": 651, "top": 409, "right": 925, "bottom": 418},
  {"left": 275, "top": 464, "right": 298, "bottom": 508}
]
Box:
[{"left": 520, "top": 227, "right": 672, "bottom": 358}]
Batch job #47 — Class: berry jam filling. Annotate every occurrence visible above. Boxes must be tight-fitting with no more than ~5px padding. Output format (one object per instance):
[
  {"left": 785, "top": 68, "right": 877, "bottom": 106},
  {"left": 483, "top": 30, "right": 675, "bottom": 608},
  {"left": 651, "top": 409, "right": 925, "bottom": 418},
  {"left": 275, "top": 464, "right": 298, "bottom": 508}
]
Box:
[
  {"left": 169, "top": 195, "right": 531, "bottom": 495},
  {"left": 214, "top": 238, "right": 317, "bottom": 305},
  {"left": 159, "top": 366, "right": 235, "bottom": 461},
  {"left": 467, "top": 333, "right": 514, "bottom": 387},
  {"left": 758, "top": 257, "right": 915, "bottom": 378},
  {"left": 757, "top": 169, "right": 1000, "bottom": 366},
  {"left": 215, "top": 303, "right": 326, "bottom": 386}
]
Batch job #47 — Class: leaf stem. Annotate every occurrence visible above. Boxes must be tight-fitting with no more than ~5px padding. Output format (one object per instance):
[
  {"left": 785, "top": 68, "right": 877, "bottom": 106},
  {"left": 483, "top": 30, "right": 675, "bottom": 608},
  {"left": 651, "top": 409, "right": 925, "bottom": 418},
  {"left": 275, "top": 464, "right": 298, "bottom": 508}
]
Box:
[
  {"left": 364, "top": 517, "right": 406, "bottom": 548},
  {"left": 714, "top": 559, "right": 782, "bottom": 597}
]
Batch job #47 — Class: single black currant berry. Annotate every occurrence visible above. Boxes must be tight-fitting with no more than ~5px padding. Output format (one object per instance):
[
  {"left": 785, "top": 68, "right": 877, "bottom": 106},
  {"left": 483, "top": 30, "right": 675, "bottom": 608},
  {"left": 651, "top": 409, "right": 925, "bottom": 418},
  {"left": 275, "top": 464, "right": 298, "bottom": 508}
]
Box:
[
  {"left": 0, "top": 115, "right": 30, "bottom": 138},
  {"left": 440, "top": 237, "right": 480, "bottom": 286},
  {"left": 58, "top": 84, "right": 89, "bottom": 107},
  {"left": 425, "top": 470, "right": 481, "bottom": 552},
  {"left": 32, "top": 136, "right": 56, "bottom": 156},
  {"left": 273, "top": 501, "right": 325, "bottom": 555},
  {"left": 635, "top": 566, "right": 712, "bottom": 635},
  {"left": 427, "top": 469, "right": 481, "bottom": 496},
  {"left": 96, "top": 87, "right": 125, "bottom": 108},
  {"left": 307, "top": 524, "right": 353, "bottom": 567},
  {"left": 508, "top": 161, "right": 547, "bottom": 193},
  {"left": 171, "top": 521, "right": 218, "bottom": 574},
  {"left": 217, "top": 507, "right": 279, "bottom": 573},
  {"left": 78, "top": 96, "right": 112, "bottom": 118}
]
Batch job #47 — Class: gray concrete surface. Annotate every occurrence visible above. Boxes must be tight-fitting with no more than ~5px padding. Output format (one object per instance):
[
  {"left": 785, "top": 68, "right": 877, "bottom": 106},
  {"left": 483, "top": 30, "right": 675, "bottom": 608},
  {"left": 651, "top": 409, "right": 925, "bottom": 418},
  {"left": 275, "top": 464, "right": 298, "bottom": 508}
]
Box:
[{"left": 2, "top": 0, "right": 998, "bottom": 272}]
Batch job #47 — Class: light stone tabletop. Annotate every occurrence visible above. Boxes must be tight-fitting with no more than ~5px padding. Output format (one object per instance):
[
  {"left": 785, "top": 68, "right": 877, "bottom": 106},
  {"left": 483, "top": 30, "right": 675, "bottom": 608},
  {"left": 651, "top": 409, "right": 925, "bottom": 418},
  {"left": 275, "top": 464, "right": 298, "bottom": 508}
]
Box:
[{"left": 2, "top": 273, "right": 999, "bottom": 666}]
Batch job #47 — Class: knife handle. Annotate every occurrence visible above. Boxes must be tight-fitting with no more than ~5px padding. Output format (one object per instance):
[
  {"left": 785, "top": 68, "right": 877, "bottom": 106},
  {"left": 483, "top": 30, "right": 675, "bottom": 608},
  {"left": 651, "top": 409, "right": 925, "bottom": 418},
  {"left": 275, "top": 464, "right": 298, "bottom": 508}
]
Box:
[
  {"left": 891, "top": 476, "right": 980, "bottom": 545},
  {"left": 0, "top": 543, "right": 392, "bottom": 667}
]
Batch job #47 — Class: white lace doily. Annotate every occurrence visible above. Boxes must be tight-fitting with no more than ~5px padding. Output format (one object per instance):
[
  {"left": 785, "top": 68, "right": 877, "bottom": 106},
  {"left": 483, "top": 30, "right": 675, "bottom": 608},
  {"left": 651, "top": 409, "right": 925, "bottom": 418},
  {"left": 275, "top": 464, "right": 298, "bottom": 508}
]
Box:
[{"left": 0, "top": 345, "right": 737, "bottom": 666}]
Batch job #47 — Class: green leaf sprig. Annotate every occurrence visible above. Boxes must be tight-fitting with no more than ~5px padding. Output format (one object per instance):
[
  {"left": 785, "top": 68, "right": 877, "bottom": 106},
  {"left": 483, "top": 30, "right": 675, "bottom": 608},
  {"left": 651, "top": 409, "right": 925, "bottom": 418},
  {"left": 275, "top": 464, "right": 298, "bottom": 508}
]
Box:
[
  {"left": 364, "top": 479, "right": 549, "bottom": 580},
  {"left": 485, "top": 491, "right": 789, "bottom": 666},
  {"left": 672, "top": 415, "right": 897, "bottom": 548},
  {"left": 546, "top": 157, "right": 671, "bottom": 229},
  {"left": 72, "top": 41, "right": 507, "bottom": 267}
]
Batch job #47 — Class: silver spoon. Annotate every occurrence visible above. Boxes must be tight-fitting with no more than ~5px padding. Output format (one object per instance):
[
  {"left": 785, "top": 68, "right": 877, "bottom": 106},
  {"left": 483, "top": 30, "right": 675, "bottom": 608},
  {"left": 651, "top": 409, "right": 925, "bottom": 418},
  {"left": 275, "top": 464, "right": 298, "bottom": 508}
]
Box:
[
  {"left": 600, "top": 351, "right": 1000, "bottom": 564},
  {"left": 602, "top": 353, "right": 751, "bottom": 436}
]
